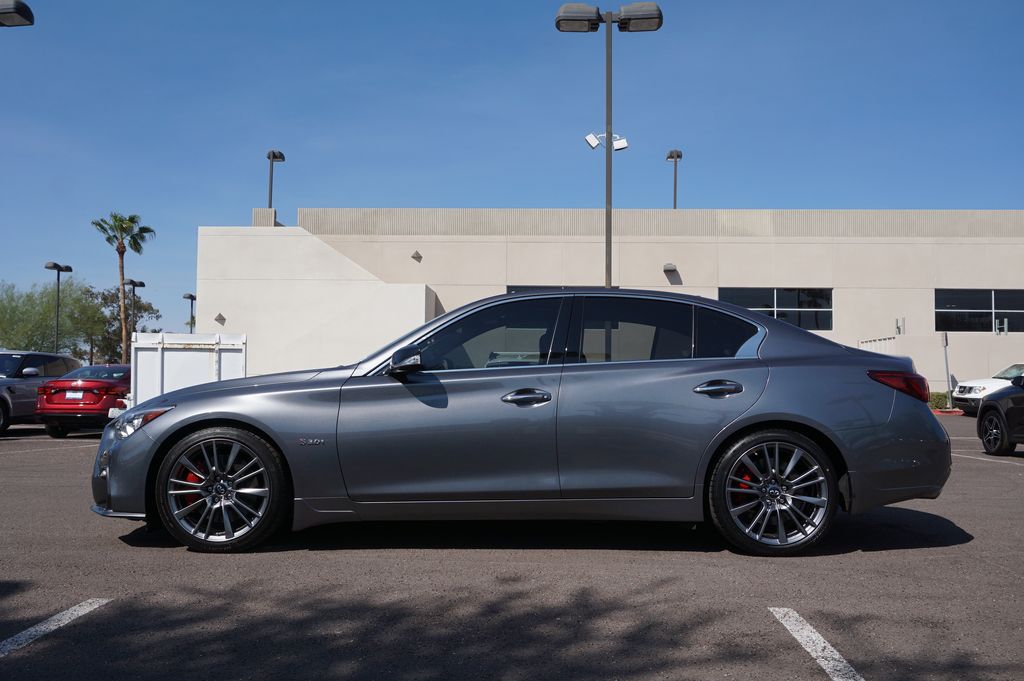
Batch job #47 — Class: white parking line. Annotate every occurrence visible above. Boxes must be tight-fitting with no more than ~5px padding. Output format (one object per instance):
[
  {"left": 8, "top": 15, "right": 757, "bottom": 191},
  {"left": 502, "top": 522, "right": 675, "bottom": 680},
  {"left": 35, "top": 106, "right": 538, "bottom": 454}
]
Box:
[
  {"left": 0, "top": 444, "right": 97, "bottom": 456},
  {"left": 0, "top": 599, "right": 111, "bottom": 659},
  {"left": 770, "top": 607, "right": 864, "bottom": 681},
  {"left": 951, "top": 453, "right": 1024, "bottom": 467}
]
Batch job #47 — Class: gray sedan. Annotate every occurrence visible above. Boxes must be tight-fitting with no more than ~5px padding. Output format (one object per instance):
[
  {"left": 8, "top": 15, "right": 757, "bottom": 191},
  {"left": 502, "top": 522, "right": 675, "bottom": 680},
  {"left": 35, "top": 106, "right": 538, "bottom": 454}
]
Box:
[{"left": 91, "top": 289, "right": 951, "bottom": 555}]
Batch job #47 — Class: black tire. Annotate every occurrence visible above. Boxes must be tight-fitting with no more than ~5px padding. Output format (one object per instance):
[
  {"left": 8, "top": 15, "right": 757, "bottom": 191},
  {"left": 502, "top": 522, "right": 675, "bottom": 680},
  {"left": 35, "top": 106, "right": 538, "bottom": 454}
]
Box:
[
  {"left": 979, "top": 410, "right": 1016, "bottom": 456},
  {"left": 44, "top": 424, "right": 69, "bottom": 439},
  {"left": 0, "top": 403, "right": 9, "bottom": 434},
  {"left": 154, "top": 427, "right": 291, "bottom": 552},
  {"left": 708, "top": 430, "right": 838, "bottom": 556}
]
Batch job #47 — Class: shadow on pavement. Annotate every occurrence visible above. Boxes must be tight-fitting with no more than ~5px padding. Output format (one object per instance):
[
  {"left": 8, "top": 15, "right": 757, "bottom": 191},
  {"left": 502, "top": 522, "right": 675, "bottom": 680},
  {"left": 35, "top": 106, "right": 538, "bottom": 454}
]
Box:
[{"left": 121, "top": 506, "right": 971, "bottom": 556}]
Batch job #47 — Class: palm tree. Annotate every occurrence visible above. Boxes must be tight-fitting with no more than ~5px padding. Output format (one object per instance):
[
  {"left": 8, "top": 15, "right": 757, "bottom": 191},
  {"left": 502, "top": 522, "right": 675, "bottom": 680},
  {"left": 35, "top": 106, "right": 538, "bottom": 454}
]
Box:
[{"left": 91, "top": 212, "right": 155, "bottom": 363}]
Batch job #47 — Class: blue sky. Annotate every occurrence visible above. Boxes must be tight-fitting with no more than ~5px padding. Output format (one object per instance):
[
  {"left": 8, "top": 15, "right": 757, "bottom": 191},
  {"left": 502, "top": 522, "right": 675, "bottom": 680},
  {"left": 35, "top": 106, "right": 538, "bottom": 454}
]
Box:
[{"left": 2, "top": 0, "right": 1022, "bottom": 329}]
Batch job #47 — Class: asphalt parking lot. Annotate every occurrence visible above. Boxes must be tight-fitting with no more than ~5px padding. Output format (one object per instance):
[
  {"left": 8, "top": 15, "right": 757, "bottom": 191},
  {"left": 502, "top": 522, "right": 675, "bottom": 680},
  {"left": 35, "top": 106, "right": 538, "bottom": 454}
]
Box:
[{"left": 0, "top": 415, "right": 1021, "bottom": 680}]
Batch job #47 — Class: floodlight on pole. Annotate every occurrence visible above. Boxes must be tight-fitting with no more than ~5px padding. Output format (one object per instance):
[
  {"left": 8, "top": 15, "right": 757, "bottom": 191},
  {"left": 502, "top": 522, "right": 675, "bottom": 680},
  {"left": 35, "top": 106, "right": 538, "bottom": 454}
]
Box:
[
  {"left": 556, "top": 2, "right": 664, "bottom": 288},
  {"left": 183, "top": 293, "right": 196, "bottom": 333},
  {"left": 0, "top": 0, "right": 34, "bottom": 27},
  {"left": 125, "top": 279, "right": 145, "bottom": 335},
  {"left": 43, "top": 261, "right": 72, "bottom": 353},
  {"left": 584, "top": 132, "right": 629, "bottom": 151},
  {"left": 666, "top": 148, "right": 682, "bottom": 209},
  {"left": 266, "top": 149, "right": 285, "bottom": 209}
]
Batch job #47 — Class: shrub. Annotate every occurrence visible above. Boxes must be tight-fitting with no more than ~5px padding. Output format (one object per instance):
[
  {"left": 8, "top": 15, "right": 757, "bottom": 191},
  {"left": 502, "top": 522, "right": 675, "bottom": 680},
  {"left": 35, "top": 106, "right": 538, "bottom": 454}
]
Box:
[{"left": 929, "top": 392, "right": 950, "bottom": 410}]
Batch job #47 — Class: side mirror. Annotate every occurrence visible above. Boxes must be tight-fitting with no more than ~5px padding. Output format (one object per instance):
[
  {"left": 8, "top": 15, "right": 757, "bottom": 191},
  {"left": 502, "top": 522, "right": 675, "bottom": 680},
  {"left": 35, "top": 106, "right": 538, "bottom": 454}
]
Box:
[
  {"left": 1012, "top": 375, "right": 1024, "bottom": 388},
  {"left": 20, "top": 367, "right": 40, "bottom": 378},
  {"left": 388, "top": 345, "right": 423, "bottom": 375}
]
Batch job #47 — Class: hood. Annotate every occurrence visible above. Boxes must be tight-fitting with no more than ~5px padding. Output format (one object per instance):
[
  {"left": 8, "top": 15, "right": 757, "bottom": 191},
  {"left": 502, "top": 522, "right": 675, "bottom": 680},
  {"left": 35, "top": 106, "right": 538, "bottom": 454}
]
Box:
[
  {"left": 138, "top": 366, "right": 352, "bottom": 409},
  {"left": 956, "top": 377, "right": 1010, "bottom": 392}
]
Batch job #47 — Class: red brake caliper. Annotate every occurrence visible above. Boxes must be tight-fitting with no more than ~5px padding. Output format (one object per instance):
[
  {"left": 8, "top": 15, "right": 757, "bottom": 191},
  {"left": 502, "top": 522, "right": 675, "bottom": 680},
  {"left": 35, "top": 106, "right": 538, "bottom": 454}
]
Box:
[{"left": 182, "top": 468, "right": 203, "bottom": 507}]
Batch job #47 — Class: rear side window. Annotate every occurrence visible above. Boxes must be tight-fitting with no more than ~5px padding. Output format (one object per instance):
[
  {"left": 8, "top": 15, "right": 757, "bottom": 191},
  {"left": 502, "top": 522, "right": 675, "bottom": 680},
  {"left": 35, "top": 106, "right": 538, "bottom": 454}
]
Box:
[
  {"left": 695, "top": 307, "right": 759, "bottom": 358},
  {"left": 578, "top": 297, "right": 693, "bottom": 363}
]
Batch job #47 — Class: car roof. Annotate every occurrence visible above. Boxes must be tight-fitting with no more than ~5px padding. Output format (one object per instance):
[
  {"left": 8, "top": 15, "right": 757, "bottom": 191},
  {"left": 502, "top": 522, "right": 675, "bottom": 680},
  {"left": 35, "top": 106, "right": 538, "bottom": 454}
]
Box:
[{"left": 0, "top": 350, "right": 78, "bottom": 359}]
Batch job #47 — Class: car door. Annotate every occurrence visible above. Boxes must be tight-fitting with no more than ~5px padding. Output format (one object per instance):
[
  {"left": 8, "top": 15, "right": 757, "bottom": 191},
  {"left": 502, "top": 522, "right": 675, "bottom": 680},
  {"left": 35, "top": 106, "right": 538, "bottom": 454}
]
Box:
[
  {"left": 556, "top": 296, "right": 769, "bottom": 498},
  {"left": 8, "top": 354, "right": 52, "bottom": 418},
  {"left": 337, "top": 295, "right": 570, "bottom": 501}
]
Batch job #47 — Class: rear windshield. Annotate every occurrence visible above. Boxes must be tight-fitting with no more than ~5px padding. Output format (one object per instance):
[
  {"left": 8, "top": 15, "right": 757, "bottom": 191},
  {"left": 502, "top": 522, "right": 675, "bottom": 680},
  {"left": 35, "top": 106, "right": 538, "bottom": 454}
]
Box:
[{"left": 63, "top": 366, "right": 130, "bottom": 380}]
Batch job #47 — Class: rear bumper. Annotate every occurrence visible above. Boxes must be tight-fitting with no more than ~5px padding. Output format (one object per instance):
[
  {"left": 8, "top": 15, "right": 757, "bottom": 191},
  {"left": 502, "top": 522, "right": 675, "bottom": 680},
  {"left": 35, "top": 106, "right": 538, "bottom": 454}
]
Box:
[{"left": 37, "top": 412, "right": 111, "bottom": 429}]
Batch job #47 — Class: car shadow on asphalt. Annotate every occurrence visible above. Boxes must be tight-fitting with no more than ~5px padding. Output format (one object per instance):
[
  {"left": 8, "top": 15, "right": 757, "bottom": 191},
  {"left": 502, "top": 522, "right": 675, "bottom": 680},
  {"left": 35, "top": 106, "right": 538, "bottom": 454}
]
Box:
[
  {"left": 0, "top": 426, "right": 102, "bottom": 442},
  {"left": 119, "top": 506, "right": 972, "bottom": 555}
]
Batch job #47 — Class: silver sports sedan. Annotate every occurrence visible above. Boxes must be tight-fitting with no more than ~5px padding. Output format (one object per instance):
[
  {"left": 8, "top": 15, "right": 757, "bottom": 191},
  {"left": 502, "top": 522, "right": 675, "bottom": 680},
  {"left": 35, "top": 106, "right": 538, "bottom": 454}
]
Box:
[{"left": 91, "top": 289, "right": 951, "bottom": 555}]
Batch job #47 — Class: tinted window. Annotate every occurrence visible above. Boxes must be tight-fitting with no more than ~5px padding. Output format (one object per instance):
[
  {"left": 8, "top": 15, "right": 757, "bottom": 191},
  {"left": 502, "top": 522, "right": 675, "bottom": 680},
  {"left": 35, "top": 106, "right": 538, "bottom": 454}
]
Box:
[
  {"left": 419, "top": 298, "right": 563, "bottom": 371},
  {"left": 19, "top": 355, "right": 48, "bottom": 375},
  {"left": 994, "top": 290, "right": 1024, "bottom": 311},
  {"left": 935, "top": 289, "right": 990, "bottom": 310},
  {"left": 935, "top": 311, "right": 991, "bottom": 332},
  {"left": 578, "top": 297, "right": 693, "bottom": 363},
  {"left": 719, "top": 287, "right": 773, "bottom": 309},
  {"left": 775, "top": 310, "right": 834, "bottom": 330},
  {"left": 776, "top": 288, "right": 831, "bottom": 309},
  {"left": 0, "top": 353, "right": 23, "bottom": 377},
  {"left": 695, "top": 307, "right": 759, "bottom": 358}
]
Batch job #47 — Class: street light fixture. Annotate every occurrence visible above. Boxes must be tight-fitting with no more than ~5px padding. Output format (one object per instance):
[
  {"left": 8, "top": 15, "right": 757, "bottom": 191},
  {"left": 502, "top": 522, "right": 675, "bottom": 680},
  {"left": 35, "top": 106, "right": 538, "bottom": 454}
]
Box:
[
  {"left": 183, "top": 293, "right": 196, "bottom": 333},
  {"left": 666, "top": 148, "right": 682, "bottom": 209},
  {"left": 124, "top": 279, "right": 145, "bottom": 336},
  {"left": 556, "top": 2, "right": 664, "bottom": 288},
  {"left": 585, "top": 132, "right": 629, "bottom": 151},
  {"left": 0, "top": 0, "right": 34, "bottom": 27},
  {"left": 266, "top": 149, "right": 285, "bottom": 209},
  {"left": 43, "top": 261, "right": 72, "bottom": 353}
]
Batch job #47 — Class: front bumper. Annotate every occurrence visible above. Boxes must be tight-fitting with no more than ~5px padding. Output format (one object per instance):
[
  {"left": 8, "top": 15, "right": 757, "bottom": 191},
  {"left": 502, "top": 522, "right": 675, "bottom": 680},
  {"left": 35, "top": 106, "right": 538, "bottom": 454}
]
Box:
[
  {"left": 90, "top": 423, "right": 157, "bottom": 518},
  {"left": 951, "top": 395, "right": 980, "bottom": 412}
]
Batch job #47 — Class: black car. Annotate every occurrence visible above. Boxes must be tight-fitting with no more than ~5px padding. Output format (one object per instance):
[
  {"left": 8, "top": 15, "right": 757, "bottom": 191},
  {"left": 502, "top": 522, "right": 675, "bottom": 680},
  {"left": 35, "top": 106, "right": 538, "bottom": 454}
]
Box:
[{"left": 976, "top": 376, "right": 1024, "bottom": 455}]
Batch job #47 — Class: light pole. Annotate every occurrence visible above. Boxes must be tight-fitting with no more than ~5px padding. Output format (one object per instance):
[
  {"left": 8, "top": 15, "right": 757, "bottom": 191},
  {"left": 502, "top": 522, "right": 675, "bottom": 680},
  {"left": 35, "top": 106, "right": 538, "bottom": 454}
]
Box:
[
  {"left": 666, "top": 149, "right": 682, "bottom": 208},
  {"left": 125, "top": 279, "right": 145, "bottom": 336},
  {"left": 0, "top": 1, "right": 34, "bottom": 26},
  {"left": 266, "top": 150, "right": 285, "bottom": 209},
  {"left": 556, "top": 2, "right": 663, "bottom": 288},
  {"left": 183, "top": 293, "right": 196, "bottom": 333},
  {"left": 43, "top": 262, "right": 72, "bottom": 353}
]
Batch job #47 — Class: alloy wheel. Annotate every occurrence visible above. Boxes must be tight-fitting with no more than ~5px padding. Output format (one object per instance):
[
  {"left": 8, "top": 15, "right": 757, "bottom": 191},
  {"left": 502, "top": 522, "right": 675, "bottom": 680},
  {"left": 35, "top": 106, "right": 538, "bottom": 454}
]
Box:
[
  {"left": 166, "top": 438, "right": 271, "bottom": 542},
  {"left": 982, "top": 414, "right": 1002, "bottom": 451},
  {"left": 724, "top": 441, "right": 829, "bottom": 547}
]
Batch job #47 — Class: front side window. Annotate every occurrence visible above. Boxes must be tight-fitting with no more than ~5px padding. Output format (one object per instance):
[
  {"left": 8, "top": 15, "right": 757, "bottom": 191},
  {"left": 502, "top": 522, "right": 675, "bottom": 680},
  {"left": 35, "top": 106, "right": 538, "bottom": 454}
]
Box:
[
  {"left": 418, "top": 298, "right": 563, "bottom": 371},
  {"left": 935, "top": 289, "right": 1024, "bottom": 332},
  {"left": 578, "top": 297, "right": 693, "bottom": 364},
  {"left": 0, "top": 353, "right": 23, "bottom": 378},
  {"left": 719, "top": 287, "right": 833, "bottom": 330}
]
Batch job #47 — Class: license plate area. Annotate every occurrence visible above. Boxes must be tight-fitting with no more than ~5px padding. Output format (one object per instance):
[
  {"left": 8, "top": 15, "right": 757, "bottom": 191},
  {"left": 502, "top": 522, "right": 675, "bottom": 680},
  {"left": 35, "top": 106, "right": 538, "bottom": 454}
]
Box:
[{"left": 65, "top": 390, "right": 84, "bottom": 400}]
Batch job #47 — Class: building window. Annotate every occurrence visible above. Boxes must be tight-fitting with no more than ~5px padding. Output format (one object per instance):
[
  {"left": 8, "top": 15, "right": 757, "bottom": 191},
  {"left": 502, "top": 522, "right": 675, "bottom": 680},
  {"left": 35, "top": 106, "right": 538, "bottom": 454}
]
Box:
[
  {"left": 935, "top": 289, "right": 1024, "bottom": 332},
  {"left": 718, "top": 288, "right": 833, "bottom": 331}
]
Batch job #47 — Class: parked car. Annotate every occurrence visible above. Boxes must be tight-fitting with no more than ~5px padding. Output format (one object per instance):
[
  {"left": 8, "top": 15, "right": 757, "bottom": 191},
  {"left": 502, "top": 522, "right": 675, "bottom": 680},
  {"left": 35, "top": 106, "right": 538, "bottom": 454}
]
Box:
[
  {"left": 36, "top": 364, "right": 130, "bottom": 438},
  {"left": 952, "top": 363, "right": 1024, "bottom": 415},
  {"left": 0, "top": 351, "right": 82, "bottom": 433},
  {"left": 975, "top": 377, "right": 1024, "bottom": 455},
  {"left": 91, "top": 289, "right": 951, "bottom": 556}
]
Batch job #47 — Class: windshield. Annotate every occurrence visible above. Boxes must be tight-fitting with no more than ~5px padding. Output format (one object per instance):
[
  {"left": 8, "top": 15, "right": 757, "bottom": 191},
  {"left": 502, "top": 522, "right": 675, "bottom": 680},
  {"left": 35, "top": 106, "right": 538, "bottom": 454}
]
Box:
[
  {"left": 63, "top": 365, "right": 130, "bottom": 381},
  {"left": 0, "top": 353, "right": 23, "bottom": 378},
  {"left": 992, "top": 364, "right": 1024, "bottom": 380}
]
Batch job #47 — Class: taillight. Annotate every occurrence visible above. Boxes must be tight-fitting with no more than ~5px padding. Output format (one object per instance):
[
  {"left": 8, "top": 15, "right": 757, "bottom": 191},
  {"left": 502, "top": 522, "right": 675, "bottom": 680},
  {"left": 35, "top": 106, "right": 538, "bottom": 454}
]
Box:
[
  {"left": 37, "top": 387, "right": 47, "bottom": 395},
  {"left": 96, "top": 386, "right": 127, "bottom": 396},
  {"left": 868, "top": 370, "right": 930, "bottom": 402}
]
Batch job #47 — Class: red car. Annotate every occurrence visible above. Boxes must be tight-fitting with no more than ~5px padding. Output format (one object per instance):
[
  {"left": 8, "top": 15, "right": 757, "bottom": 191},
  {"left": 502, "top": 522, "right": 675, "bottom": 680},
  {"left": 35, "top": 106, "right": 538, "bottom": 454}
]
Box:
[{"left": 35, "top": 364, "right": 130, "bottom": 438}]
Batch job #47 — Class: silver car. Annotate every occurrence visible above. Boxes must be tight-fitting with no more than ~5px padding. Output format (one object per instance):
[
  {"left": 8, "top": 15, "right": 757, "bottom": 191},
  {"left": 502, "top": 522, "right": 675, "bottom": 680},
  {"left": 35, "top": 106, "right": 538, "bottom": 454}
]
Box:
[
  {"left": 91, "top": 290, "right": 951, "bottom": 556},
  {"left": 0, "top": 351, "right": 82, "bottom": 432}
]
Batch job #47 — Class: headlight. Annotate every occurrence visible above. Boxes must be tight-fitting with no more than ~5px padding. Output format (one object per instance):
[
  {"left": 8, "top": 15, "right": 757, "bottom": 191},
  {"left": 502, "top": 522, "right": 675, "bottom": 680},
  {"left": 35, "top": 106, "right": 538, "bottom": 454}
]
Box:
[
  {"left": 972, "top": 386, "right": 987, "bottom": 394},
  {"left": 114, "top": 406, "right": 174, "bottom": 440}
]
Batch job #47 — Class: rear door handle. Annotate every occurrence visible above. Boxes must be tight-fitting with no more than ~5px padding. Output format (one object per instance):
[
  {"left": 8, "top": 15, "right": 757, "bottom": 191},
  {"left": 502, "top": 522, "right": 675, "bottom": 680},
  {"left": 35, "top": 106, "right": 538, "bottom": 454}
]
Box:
[
  {"left": 693, "top": 380, "right": 744, "bottom": 398},
  {"left": 501, "top": 388, "right": 552, "bottom": 407}
]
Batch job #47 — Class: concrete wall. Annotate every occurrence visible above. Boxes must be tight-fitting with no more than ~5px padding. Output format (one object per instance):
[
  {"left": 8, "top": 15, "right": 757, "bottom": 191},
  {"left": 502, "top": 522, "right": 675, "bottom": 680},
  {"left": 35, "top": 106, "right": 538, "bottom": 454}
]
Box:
[{"left": 196, "top": 227, "right": 430, "bottom": 375}]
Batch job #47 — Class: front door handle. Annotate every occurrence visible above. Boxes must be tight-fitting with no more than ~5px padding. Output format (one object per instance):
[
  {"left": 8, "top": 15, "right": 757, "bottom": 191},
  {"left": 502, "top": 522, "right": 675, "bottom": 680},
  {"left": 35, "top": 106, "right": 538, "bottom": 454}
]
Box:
[
  {"left": 693, "top": 380, "right": 744, "bottom": 398},
  {"left": 501, "top": 388, "right": 552, "bottom": 407}
]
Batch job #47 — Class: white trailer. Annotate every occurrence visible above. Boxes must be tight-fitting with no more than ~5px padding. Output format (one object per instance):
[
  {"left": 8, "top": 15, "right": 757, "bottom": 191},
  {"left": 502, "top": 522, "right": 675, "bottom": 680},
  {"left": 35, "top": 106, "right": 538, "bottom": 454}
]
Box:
[{"left": 128, "top": 333, "right": 246, "bottom": 409}]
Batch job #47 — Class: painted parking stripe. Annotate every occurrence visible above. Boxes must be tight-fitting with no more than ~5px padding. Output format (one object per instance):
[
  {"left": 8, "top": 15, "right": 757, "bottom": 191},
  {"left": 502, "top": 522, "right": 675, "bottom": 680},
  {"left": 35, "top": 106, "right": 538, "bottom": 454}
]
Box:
[
  {"left": 951, "top": 453, "right": 1024, "bottom": 467},
  {"left": 0, "top": 599, "right": 111, "bottom": 659},
  {"left": 0, "top": 444, "right": 97, "bottom": 456},
  {"left": 769, "top": 607, "right": 864, "bottom": 681}
]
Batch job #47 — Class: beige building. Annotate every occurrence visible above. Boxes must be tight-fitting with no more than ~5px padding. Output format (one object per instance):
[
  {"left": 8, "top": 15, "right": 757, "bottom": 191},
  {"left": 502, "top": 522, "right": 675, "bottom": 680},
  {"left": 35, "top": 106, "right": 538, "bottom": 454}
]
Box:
[{"left": 196, "top": 208, "right": 1024, "bottom": 388}]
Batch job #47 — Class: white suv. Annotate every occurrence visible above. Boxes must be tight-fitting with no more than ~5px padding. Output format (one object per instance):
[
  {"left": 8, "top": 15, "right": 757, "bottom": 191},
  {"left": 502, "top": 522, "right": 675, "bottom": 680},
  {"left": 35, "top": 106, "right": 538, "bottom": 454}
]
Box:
[{"left": 952, "top": 363, "right": 1024, "bottom": 415}]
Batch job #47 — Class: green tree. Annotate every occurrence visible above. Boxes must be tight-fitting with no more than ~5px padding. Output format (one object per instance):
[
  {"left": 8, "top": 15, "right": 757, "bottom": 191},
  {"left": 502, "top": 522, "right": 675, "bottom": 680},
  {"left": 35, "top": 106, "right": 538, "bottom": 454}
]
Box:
[
  {"left": 90, "top": 286, "right": 161, "bottom": 362},
  {"left": 91, "top": 212, "right": 156, "bottom": 362}
]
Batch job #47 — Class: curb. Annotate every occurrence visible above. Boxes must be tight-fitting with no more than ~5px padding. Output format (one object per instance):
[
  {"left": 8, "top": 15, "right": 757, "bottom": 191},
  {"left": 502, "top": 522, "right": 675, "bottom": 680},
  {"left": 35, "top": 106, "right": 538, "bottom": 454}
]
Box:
[{"left": 933, "top": 409, "right": 964, "bottom": 416}]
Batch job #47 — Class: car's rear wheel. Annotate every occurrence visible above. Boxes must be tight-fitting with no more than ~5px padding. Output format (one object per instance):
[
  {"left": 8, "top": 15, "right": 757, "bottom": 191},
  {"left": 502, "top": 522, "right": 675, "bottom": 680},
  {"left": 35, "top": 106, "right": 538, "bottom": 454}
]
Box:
[
  {"left": 154, "top": 427, "right": 290, "bottom": 552},
  {"left": 44, "top": 424, "right": 69, "bottom": 439},
  {"left": 980, "top": 411, "right": 1016, "bottom": 456},
  {"left": 708, "top": 430, "right": 838, "bottom": 556}
]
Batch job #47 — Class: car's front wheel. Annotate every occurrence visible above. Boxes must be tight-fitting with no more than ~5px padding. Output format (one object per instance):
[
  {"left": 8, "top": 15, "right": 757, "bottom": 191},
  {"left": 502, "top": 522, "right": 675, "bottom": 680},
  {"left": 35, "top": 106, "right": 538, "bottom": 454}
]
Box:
[
  {"left": 980, "top": 410, "right": 1016, "bottom": 456},
  {"left": 708, "top": 430, "right": 838, "bottom": 556},
  {"left": 154, "top": 427, "right": 291, "bottom": 552},
  {"left": 44, "top": 424, "right": 69, "bottom": 439}
]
